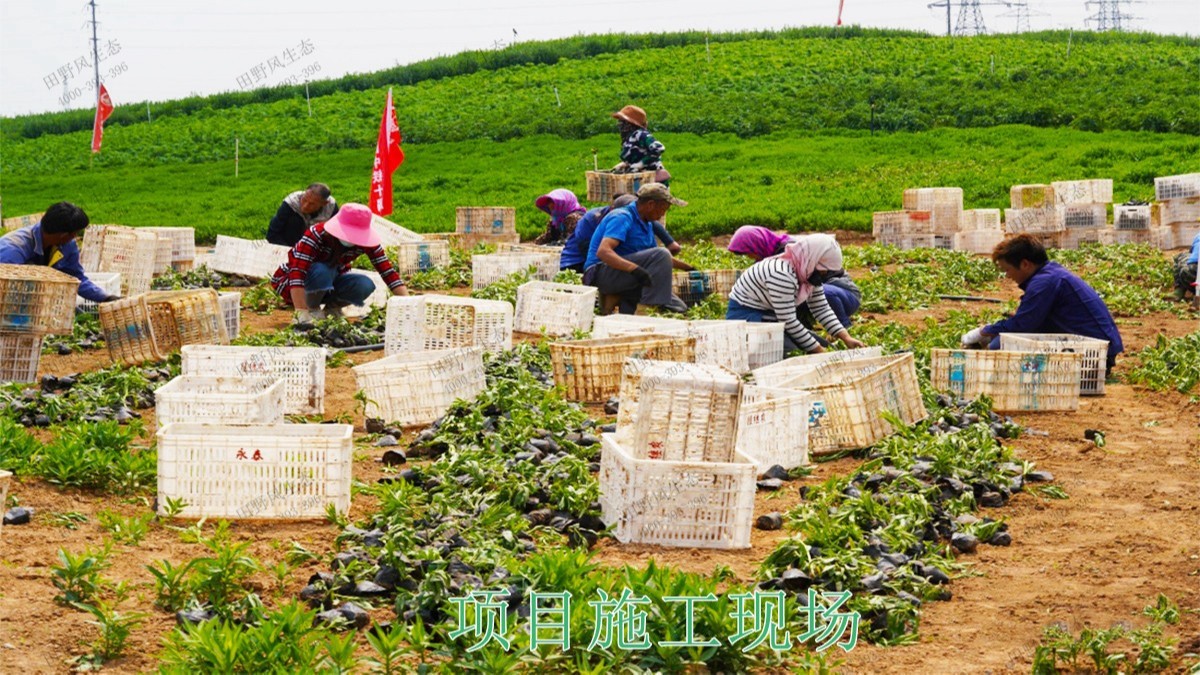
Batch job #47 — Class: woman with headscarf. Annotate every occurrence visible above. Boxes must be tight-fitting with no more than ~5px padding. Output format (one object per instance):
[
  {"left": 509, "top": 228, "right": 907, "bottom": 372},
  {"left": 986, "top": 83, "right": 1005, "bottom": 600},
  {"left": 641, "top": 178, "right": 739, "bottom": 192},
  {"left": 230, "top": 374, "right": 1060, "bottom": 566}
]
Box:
[
  {"left": 537, "top": 186, "right": 588, "bottom": 243},
  {"left": 611, "top": 105, "right": 671, "bottom": 185},
  {"left": 727, "top": 234, "right": 867, "bottom": 354},
  {"left": 728, "top": 225, "right": 862, "bottom": 334},
  {"left": 533, "top": 188, "right": 587, "bottom": 246}
]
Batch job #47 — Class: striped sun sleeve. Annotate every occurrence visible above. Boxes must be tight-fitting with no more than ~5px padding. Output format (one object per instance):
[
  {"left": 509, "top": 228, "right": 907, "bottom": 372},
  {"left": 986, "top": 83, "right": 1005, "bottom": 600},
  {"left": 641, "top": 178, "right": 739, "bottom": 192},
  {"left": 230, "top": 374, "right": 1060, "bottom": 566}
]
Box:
[{"left": 730, "top": 258, "right": 824, "bottom": 352}]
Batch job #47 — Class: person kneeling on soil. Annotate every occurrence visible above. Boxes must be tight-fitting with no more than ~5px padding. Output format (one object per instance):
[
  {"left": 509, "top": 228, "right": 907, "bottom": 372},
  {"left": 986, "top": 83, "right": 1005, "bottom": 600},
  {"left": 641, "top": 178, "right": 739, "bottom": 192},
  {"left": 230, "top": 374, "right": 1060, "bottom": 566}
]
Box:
[
  {"left": 532, "top": 188, "right": 586, "bottom": 246},
  {"left": 562, "top": 194, "right": 680, "bottom": 274},
  {"left": 267, "top": 183, "right": 339, "bottom": 247},
  {"left": 0, "top": 201, "right": 120, "bottom": 305},
  {"left": 728, "top": 225, "right": 862, "bottom": 342},
  {"left": 1171, "top": 231, "right": 1199, "bottom": 302},
  {"left": 726, "top": 233, "right": 866, "bottom": 354},
  {"left": 961, "top": 233, "right": 1124, "bottom": 372},
  {"left": 271, "top": 203, "right": 408, "bottom": 327},
  {"left": 583, "top": 183, "right": 692, "bottom": 314}
]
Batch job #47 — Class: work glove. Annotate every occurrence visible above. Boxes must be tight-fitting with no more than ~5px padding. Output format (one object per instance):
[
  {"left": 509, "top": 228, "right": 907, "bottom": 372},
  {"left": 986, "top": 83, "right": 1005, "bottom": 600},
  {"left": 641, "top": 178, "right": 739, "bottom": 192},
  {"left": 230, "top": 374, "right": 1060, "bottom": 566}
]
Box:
[
  {"left": 960, "top": 327, "right": 987, "bottom": 348},
  {"left": 628, "top": 162, "right": 645, "bottom": 172},
  {"left": 630, "top": 267, "right": 653, "bottom": 287},
  {"left": 611, "top": 162, "right": 629, "bottom": 173},
  {"left": 293, "top": 308, "right": 322, "bottom": 329}
]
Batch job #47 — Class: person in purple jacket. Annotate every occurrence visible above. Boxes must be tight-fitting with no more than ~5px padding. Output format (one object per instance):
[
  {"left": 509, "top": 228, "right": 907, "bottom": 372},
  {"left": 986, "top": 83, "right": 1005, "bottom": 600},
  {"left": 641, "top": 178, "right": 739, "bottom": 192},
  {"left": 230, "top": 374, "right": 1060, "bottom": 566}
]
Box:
[
  {"left": 961, "top": 233, "right": 1124, "bottom": 373},
  {"left": 0, "top": 201, "right": 117, "bottom": 305}
]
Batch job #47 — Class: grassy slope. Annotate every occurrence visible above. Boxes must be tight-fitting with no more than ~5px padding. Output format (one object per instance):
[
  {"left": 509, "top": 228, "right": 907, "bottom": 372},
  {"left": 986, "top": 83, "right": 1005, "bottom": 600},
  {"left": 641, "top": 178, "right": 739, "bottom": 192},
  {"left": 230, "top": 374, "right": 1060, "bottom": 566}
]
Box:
[{"left": 4, "top": 126, "right": 1195, "bottom": 242}]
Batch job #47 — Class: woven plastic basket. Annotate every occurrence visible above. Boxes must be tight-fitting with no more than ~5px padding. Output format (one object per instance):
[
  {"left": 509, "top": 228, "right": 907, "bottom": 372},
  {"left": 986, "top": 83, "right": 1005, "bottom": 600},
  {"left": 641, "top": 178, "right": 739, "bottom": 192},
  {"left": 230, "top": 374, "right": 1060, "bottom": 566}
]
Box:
[
  {"left": 671, "top": 270, "right": 741, "bottom": 306},
  {"left": 998, "top": 333, "right": 1108, "bottom": 396},
  {"left": 0, "top": 264, "right": 80, "bottom": 334},
  {"left": 384, "top": 295, "right": 513, "bottom": 355},
  {"left": 777, "top": 352, "right": 927, "bottom": 452},
  {"left": 514, "top": 281, "right": 597, "bottom": 336},
  {"left": 930, "top": 349, "right": 1082, "bottom": 412},
  {"left": 388, "top": 240, "right": 451, "bottom": 275},
  {"left": 456, "top": 207, "right": 516, "bottom": 236},
  {"left": 155, "top": 375, "right": 286, "bottom": 427},
  {"left": 598, "top": 433, "right": 755, "bottom": 549},
  {"left": 550, "top": 334, "right": 696, "bottom": 402},
  {"left": 76, "top": 272, "right": 122, "bottom": 315},
  {"left": 0, "top": 331, "right": 43, "bottom": 383},
  {"left": 472, "top": 252, "right": 560, "bottom": 290},
  {"left": 156, "top": 423, "right": 352, "bottom": 519},
  {"left": 736, "top": 385, "right": 813, "bottom": 472},
  {"left": 745, "top": 322, "right": 785, "bottom": 371},
  {"left": 143, "top": 290, "right": 229, "bottom": 354},
  {"left": 144, "top": 227, "right": 197, "bottom": 263},
  {"left": 99, "top": 295, "right": 164, "bottom": 365},
  {"left": 584, "top": 171, "right": 657, "bottom": 203},
  {"left": 353, "top": 347, "right": 486, "bottom": 426},
  {"left": 210, "top": 236, "right": 291, "bottom": 279},
  {"left": 180, "top": 345, "right": 327, "bottom": 415},
  {"left": 218, "top": 292, "right": 241, "bottom": 340}
]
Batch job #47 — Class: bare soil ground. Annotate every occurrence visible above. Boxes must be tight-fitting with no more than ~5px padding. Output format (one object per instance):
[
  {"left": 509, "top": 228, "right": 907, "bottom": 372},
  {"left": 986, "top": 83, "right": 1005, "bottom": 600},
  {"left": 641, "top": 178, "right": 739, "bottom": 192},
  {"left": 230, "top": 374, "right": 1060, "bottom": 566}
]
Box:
[{"left": 1, "top": 269, "right": 1197, "bottom": 673}]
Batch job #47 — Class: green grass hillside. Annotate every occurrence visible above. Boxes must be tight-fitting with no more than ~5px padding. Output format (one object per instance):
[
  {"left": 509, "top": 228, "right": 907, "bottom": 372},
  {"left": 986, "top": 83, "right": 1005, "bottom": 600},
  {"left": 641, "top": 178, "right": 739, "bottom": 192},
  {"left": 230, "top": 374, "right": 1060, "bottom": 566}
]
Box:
[{"left": 2, "top": 31, "right": 1196, "bottom": 173}]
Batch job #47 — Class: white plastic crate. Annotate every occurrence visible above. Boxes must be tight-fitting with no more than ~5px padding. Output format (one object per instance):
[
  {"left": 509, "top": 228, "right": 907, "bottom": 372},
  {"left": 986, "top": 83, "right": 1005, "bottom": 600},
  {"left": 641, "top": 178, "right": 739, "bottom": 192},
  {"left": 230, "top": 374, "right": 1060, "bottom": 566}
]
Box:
[
  {"left": 1060, "top": 228, "right": 1109, "bottom": 250},
  {"left": 76, "top": 272, "right": 122, "bottom": 315},
  {"left": 736, "top": 385, "right": 813, "bottom": 472},
  {"left": 1161, "top": 199, "right": 1200, "bottom": 228},
  {"left": 901, "top": 187, "right": 963, "bottom": 233},
  {"left": 180, "top": 345, "right": 327, "bottom": 415},
  {"left": 930, "top": 349, "right": 1082, "bottom": 412},
  {"left": 81, "top": 225, "right": 158, "bottom": 296},
  {"left": 615, "top": 359, "right": 741, "bottom": 455},
  {"left": 353, "top": 347, "right": 486, "bottom": 426},
  {"left": 456, "top": 207, "right": 516, "bottom": 236},
  {"left": 1114, "top": 204, "right": 1152, "bottom": 230},
  {"left": 340, "top": 271, "right": 388, "bottom": 320},
  {"left": 961, "top": 209, "right": 1002, "bottom": 231},
  {"left": 157, "top": 423, "right": 352, "bottom": 519},
  {"left": 1154, "top": 173, "right": 1200, "bottom": 202},
  {"left": 1111, "top": 227, "right": 1156, "bottom": 246},
  {"left": 598, "top": 433, "right": 755, "bottom": 549},
  {"left": 1171, "top": 222, "right": 1200, "bottom": 250},
  {"left": 371, "top": 215, "right": 425, "bottom": 248},
  {"left": 900, "top": 234, "right": 955, "bottom": 251},
  {"left": 1004, "top": 207, "right": 1062, "bottom": 234},
  {"left": 1051, "top": 179, "right": 1113, "bottom": 205},
  {"left": 218, "top": 292, "right": 241, "bottom": 339},
  {"left": 153, "top": 234, "right": 174, "bottom": 275},
  {"left": 999, "top": 333, "right": 1109, "bottom": 396},
  {"left": 592, "top": 315, "right": 748, "bottom": 373},
  {"left": 0, "top": 331, "right": 42, "bottom": 383},
  {"left": 954, "top": 230, "right": 1004, "bottom": 255},
  {"left": 155, "top": 375, "right": 286, "bottom": 427},
  {"left": 592, "top": 314, "right": 686, "bottom": 339},
  {"left": 751, "top": 347, "right": 885, "bottom": 388},
  {"left": 389, "top": 240, "right": 452, "bottom": 276},
  {"left": 745, "top": 322, "right": 785, "bottom": 371},
  {"left": 144, "top": 227, "right": 197, "bottom": 263},
  {"left": 514, "top": 281, "right": 597, "bottom": 336},
  {"left": 210, "top": 236, "right": 291, "bottom": 279},
  {"left": 471, "top": 252, "right": 559, "bottom": 290},
  {"left": 1057, "top": 203, "right": 1107, "bottom": 229},
  {"left": 384, "top": 295, "right": 512, "bottom": 355},
  {"left": 1010, "top": 184, "right": 1056, "bottom": 210},
  {"left": 872, "top": 211, "right": 931, "bottom": 237}
]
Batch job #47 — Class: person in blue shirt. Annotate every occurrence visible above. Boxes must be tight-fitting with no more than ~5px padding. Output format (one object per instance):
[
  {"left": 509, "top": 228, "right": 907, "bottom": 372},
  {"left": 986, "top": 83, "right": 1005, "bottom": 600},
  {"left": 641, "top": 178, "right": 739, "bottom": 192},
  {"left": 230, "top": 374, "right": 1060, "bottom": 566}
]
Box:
[
  {"left": 961, "top": 233, "right": 1123, "bottom": 372},
  {"left": 561, "top": 194, "right": 680, "bottom": 273},
  {"left": 583, "top": 183, "right": 693, "bottom": 314},
  {"left": 0, "top": 202, "right": 116, "bottom": 304},
  {"left": 1172, "top": 232, "right": 1199, "bottom": 301}
]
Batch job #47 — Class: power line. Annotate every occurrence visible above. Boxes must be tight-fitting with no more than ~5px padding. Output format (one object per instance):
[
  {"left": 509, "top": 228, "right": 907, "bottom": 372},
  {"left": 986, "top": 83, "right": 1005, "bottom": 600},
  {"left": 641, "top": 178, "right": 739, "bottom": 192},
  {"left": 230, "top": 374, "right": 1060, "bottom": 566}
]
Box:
[
  {"left": 1084, "top": 0, "right": 1139, "bottom": 31},
  {"left": 927, "top": 0, "right": 1013, "bottom": 36},
  {"left": 998, "top": 1, "right": 1049, "bottom": 33}
]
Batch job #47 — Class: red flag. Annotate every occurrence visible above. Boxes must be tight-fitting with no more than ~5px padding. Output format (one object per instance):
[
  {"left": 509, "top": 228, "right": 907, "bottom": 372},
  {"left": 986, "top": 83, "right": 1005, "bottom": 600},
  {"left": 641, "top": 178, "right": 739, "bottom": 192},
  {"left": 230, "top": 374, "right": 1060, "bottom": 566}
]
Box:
[
  {"left": 369, "top": 88, "right": 404, "bottom": 216},
  {"left": 836, "top": 0, "right": 846, "bottom": 26},
  {"left": 91, "top": 84, "right": 114, "bottom": 154}
]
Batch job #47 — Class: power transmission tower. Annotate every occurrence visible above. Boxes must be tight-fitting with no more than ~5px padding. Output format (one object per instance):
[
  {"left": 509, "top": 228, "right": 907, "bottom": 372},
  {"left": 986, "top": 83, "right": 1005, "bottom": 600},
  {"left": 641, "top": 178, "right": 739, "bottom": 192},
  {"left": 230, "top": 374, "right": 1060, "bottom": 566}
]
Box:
[
  {"left": 1085, "top": 0, "right": 1138, "bottom": 32},
  {"left": 999, "top": 1, "right": 1047, "bottom": 33},
  {"left": 955, "top": 0, "right": 989, "bottom": 35},
  {"left": 86, "top": 0, "right": 101, "bottom": 97}
]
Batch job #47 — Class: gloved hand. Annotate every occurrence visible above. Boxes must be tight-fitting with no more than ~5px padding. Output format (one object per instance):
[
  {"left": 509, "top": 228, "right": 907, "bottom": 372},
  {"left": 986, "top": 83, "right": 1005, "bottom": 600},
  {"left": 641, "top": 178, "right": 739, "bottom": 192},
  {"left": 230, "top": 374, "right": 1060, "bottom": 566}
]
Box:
[
  {"left": 611, "top": 162, "right": 629, "bottom": 173},
  {"left": 628, "top": 162, "right": 645, "bottom": 172},
  {"left": 293, "top": 308, "right": 322, "bottom": 328},
  {"left": 630, "top": 267, "right": 653, "bottom": 287},
  {"left": 961, "top": 327, "right": 987, "bottom": 348}
]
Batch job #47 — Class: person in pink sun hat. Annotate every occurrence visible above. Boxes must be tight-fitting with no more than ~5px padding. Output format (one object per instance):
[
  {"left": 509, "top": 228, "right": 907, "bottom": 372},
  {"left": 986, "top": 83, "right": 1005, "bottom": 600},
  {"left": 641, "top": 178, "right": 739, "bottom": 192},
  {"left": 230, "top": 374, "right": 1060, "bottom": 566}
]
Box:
[{"left": 270, "top": 203, "right": 408, "bottom": 327}]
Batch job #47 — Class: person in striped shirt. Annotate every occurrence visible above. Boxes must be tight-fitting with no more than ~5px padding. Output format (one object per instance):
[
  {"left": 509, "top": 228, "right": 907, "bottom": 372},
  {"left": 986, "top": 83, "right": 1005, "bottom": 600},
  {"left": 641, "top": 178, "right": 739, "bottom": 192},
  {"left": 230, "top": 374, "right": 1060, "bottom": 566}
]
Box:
[
  {"left": 727, "top": 234, "right": 867, "bottom": 354},
  {"left": 270, "top": 203, "right": 408, "bottom": 326}
]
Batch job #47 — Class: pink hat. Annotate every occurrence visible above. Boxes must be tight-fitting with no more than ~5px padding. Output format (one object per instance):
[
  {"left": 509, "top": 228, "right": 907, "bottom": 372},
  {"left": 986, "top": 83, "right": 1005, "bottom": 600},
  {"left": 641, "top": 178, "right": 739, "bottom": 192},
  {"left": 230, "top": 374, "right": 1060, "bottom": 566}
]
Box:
[{"left": 322, "top": 203, "right": 380, "bottom": 248}]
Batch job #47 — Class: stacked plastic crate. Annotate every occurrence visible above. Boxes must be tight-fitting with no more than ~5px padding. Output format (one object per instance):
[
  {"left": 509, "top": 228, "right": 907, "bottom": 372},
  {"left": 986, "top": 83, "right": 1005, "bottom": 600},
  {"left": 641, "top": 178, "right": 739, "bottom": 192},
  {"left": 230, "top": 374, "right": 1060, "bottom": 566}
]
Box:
[
  {"left": 1153, "top": 173, "right": 1200, "bottom": 250},
  {"left": 871, "top": 187, "right": 962, "bottom": 250},
  {"left": 954, "top": 208, "right": 1004, "bottom": 254},
  {"left": 1005, "top": 184, "right": 1063, "bottom": 243},
  {"left": 0, "top": 264, "right": 79, "bottom": 383},
  {"left": 1052, "top": 179, "right": 1112, "bottom": 250},
  {"left": 1110, "top": 201, "right": 1156, "bottom": 246}
]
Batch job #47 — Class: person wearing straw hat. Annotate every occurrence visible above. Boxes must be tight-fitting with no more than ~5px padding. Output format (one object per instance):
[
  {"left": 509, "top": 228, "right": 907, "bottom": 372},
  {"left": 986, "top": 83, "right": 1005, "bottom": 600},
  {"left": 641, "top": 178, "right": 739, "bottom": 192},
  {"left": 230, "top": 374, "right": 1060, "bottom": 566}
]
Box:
[
  {"left": 0, "top": 201, "right": 119, "bottom": 304},
  {"left": 728, "top": 225, "right": 862, "bottom": 335},
  {"left": 583, "top": 183, "right": 693, "bottom": 314},
  {"left": 533, "top": 188, "right": 587, "bottom": 246},
  {"left": 611, "top": 105, "right": 671, "bottom": 184},
  {"left": 727, "top": 234, "right": 867, "bottom": 355},
  {"left": 271, "top": 203, "right": 407, "bottom": 327},
  {"left": 267, "top": 183, "right": 339, "bottom": 247}
]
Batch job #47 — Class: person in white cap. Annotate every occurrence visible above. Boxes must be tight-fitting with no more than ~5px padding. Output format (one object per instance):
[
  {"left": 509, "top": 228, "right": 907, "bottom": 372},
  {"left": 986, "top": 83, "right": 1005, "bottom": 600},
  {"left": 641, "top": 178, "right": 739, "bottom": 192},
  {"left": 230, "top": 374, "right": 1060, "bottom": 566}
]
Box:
[{"left": 270, "top": 203, "right": 408, "bottom": 326}]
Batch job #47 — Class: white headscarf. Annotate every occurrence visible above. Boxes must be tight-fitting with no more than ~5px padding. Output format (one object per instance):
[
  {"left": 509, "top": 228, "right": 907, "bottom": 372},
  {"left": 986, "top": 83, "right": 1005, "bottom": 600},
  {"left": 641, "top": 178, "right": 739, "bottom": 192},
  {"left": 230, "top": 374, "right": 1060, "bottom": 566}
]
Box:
[{"left": 775, "top": 234, "right": 843, "bottom": 303}]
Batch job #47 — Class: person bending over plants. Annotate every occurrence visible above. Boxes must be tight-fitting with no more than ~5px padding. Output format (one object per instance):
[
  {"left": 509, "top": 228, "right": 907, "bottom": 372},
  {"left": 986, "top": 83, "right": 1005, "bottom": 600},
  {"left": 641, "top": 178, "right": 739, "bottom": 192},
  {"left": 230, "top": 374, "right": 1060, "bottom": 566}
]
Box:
[
  {"left": 0, "top": 201, "right": 120, "bottom": 305},
  {"left": 728, "top": 225, "right": 862, "bottom": 343},
  {"left": 961, "top": 233, "right": 1124, "bottom": 373},
  {"left": 270, "top": 203, "right": 407, "bottom": 328},
  {"left": 266, "top": 182, "right": 339, "bottom": 247},
  {"left": 726, "top": 233, "right": 867, "bottom": 354},
  {"left": 562, "top": 194, "right": 680, "bottom": 274},
  {"left": 532, "top": 188, "right": 586, "bottom": 246}
]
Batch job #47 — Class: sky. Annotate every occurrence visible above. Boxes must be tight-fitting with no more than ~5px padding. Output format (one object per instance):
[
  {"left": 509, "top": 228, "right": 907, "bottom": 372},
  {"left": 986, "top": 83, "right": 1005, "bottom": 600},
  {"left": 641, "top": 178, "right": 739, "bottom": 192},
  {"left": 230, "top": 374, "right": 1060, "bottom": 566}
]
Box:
[{"left": 0, "top": 0, "right": 1196, "bottom": 117}]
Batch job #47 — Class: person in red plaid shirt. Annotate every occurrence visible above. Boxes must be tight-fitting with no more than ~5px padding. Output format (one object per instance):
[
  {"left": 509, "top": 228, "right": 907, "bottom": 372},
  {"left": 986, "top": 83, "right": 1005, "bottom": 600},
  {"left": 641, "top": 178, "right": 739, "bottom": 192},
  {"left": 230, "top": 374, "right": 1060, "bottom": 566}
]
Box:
[{"left": 271, "top": 203, "right": 408, "bottom": 326}]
